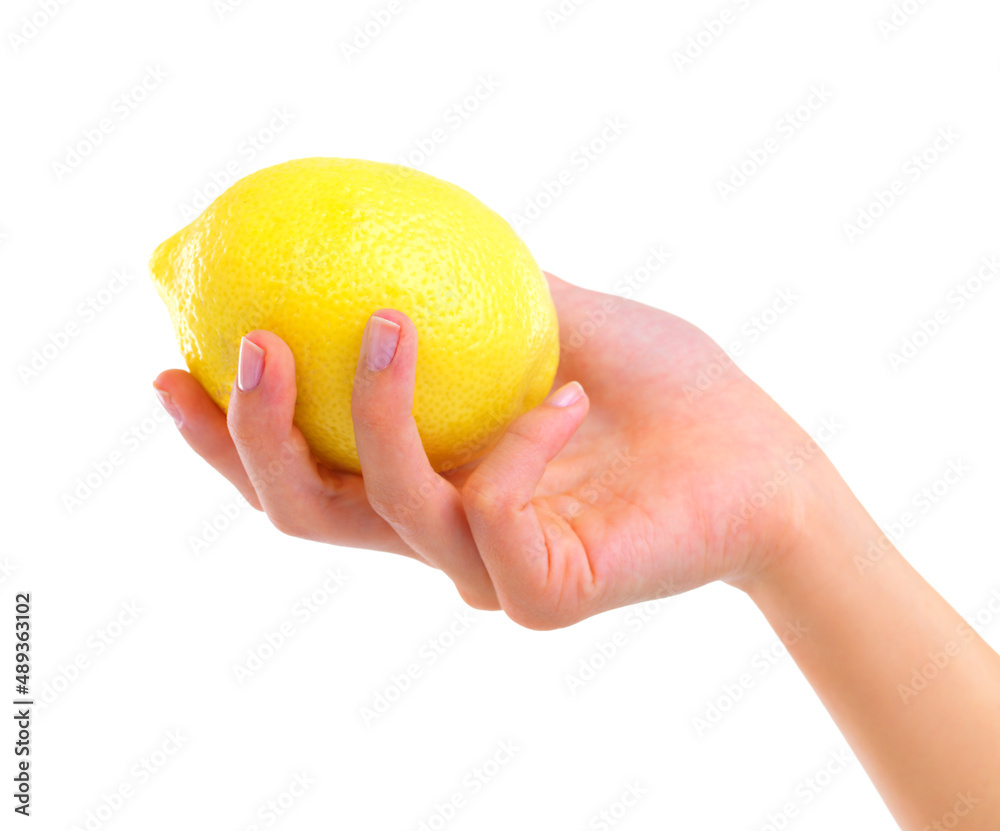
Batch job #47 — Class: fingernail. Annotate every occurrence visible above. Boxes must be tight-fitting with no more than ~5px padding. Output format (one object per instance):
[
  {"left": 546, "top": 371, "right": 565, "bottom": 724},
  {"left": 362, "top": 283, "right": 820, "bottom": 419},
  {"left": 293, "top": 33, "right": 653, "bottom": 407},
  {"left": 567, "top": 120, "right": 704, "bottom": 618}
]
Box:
[
  {"left": 363, "top": 315, "right": 401, "bottom": 372},
  {"left": 238, "top": 337, "right": 265, "bottom": 392},
  {"left": 153, "top": 385, "right": 182, "bottom": 428},
  {"left": 546, "top": 381, "right": 584, "bottom": 408}
]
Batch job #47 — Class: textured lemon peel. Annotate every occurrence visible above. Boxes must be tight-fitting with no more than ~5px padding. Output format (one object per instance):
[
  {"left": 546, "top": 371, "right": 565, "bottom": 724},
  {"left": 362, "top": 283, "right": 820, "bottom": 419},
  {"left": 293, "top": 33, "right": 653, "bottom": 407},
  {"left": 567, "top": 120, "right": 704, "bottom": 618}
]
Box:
[{"left": 150, "top": 157, "right": 559, "bottom": 473}]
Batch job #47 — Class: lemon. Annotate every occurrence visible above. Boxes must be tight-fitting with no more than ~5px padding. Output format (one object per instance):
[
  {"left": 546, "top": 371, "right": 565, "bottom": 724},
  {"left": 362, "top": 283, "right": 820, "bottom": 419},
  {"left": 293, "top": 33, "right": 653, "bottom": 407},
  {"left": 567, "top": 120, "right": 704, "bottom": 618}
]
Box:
[{"left": 150, "top": 157, "right": 559, "bottom": 474}]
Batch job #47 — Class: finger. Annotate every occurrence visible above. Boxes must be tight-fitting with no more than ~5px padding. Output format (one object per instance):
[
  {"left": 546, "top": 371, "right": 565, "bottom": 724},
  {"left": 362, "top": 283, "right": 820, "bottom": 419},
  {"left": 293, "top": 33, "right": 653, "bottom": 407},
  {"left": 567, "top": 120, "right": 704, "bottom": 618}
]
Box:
[
  {"left": 351, "top": 310, "right": 499, "bottom": 610},
  {"left": 227, "top": 331, "right": 356, "bottom": 540},
  {"left": 462, "top": 381, "right": 590, "bottom": 627},
  {"left": 153, "top": 369, "right": 261, "bottom": 510}
]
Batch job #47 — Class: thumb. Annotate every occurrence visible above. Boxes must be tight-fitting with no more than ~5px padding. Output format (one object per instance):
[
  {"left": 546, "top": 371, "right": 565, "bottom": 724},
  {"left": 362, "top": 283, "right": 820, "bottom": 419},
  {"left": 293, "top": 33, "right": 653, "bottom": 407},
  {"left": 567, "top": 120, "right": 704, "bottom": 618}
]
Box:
[{"left": 461, "top": 381, "right": 589, "bottom": 628}]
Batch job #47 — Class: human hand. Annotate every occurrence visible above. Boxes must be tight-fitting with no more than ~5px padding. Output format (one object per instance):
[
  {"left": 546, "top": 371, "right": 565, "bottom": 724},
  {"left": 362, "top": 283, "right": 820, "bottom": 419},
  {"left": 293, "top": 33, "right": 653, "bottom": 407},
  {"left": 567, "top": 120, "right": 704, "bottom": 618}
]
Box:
[{"left": 153, "top": 273, "right": 836, "bottom": 627}]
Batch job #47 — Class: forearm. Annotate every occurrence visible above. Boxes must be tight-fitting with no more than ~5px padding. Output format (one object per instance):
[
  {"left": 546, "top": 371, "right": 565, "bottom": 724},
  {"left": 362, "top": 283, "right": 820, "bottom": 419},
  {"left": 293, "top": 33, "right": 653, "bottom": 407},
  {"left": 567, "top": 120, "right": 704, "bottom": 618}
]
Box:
[{"left": 741, "top": 477, "right": 1000, "bottom": 830}]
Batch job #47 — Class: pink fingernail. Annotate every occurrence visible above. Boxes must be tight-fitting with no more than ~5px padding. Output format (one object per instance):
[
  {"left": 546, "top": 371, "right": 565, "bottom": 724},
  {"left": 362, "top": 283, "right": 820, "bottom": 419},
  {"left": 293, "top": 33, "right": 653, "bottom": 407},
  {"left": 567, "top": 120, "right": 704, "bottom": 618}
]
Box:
[
  {"left": 153, "top": 385, "right": 182, "bottom": 428},
  {"left": 546, "top": 381, "right": 584, "bottom": 408},
  {"left": 363, "top": 315, "right": 401, "bottom": 372},
  {"left": 238, "top": 337, "right": 265, "bottom": 392}
]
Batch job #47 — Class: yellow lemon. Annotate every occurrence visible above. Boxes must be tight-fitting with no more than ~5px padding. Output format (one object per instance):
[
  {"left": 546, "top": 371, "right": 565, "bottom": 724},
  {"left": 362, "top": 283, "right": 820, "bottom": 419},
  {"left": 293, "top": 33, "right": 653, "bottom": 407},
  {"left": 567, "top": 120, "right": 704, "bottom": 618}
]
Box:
[{"left": 150, "top": 157, "right": 559, "bottom": 473}]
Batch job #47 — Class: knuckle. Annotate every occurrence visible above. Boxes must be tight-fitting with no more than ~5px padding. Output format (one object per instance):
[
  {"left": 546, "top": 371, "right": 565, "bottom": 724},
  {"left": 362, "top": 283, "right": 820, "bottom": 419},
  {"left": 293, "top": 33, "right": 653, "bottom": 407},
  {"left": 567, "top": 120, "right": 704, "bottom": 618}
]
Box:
[
  {"left": 227, "top": 412, "right": 269, "bottom": 457},
  {"left": 365, "top": 488, "right": 417, "bottom": 535},
  {"left": 500, "top": 599, "right": 562, "bottom": 631},
  {"left": 265, "top": 511, "right": 309, "bottom": 538},
  {"left": 353, "top": 406, "right": 393, "bottom": 436},
  {"left": 501, "top": 418, "right": 542, "bottom": 452},
  {"left": 461, "top": 474, "right": 504, "bottom": 517},
  {"left": 264, "top": 508, "right": 312, "bottom": 540},
  {"left": 458, "top": 589, "right": 501, "bottom": 612},
  {"left": 226, "top": 412, "right": 253, "bottom": 449}
]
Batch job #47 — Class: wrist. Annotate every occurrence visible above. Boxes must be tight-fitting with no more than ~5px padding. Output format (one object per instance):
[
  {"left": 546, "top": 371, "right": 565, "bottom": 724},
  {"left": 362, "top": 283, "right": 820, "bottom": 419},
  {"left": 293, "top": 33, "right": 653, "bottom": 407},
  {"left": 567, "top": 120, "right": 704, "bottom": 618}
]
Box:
[{"left": 730, "top": 459, "right": 887, "bottom": 609}]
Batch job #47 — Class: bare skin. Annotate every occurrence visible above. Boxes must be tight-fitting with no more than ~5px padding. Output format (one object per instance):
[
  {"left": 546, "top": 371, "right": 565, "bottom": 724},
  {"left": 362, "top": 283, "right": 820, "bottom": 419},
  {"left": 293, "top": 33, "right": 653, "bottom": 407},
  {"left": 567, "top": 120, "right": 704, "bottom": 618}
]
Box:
[{"left": 154, "top": 272, "right": 1000, "bottom": 829}]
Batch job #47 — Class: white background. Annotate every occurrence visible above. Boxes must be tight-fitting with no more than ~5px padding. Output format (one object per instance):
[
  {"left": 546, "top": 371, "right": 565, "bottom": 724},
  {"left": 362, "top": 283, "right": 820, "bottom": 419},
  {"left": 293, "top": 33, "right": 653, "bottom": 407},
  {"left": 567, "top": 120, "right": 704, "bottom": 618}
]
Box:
[{"left": 3, "top": 0, "right": 999, "bottom": 828}]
